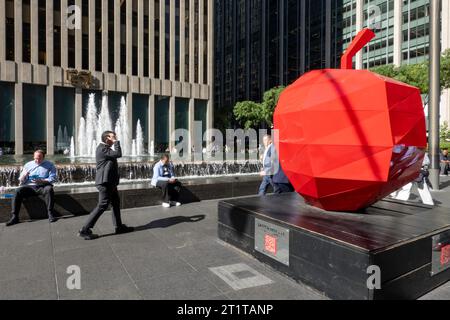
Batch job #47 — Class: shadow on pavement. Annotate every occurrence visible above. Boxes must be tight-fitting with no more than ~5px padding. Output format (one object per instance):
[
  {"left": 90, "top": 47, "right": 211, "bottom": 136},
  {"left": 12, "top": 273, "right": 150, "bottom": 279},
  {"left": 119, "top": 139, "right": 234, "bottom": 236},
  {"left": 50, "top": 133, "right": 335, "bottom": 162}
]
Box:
[
  {"left": 99, "top": 215, "right": 206, "bottom": 238},
  {"left": 134, "top": 215, "right": 206, "bottom": 231}
]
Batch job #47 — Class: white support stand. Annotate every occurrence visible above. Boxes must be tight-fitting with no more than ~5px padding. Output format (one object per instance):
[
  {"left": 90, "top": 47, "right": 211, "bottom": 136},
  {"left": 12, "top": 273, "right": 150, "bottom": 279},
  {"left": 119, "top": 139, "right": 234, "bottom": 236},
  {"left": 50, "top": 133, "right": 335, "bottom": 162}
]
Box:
[{"left": 391, "top": 182, "right": 435, "bottom": 206}]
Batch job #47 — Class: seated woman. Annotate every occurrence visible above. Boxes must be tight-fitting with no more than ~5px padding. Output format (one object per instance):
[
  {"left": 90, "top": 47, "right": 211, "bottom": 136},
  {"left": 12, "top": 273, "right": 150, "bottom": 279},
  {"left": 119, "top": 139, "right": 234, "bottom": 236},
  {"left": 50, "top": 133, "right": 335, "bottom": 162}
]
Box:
[{"left": 151, "top": 154, "right": 182, "bottom": 208}]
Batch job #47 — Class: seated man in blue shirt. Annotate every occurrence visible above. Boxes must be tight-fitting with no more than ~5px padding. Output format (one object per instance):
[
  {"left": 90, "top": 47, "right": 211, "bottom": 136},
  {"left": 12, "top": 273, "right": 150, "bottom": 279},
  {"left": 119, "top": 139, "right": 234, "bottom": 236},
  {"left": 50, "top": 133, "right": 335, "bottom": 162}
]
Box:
[
  {"left": 6, "top": 150, "right": 58, "bottom": 226},
  {"left": 151, "top": 154, "right": 182, "bottom": 208}
]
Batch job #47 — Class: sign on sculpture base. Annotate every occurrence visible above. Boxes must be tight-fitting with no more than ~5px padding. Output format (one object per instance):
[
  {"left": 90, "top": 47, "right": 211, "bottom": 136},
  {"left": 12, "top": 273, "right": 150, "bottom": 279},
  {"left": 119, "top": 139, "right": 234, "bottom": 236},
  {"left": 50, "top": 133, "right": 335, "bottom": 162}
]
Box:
[{"left": 218, "top": 193, "right": 450, "bottom": 300}]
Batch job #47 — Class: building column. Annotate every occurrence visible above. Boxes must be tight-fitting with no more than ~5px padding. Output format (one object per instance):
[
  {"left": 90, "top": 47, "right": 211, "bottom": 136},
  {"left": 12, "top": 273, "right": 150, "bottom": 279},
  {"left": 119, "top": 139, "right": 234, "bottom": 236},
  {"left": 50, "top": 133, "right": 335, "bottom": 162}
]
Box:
[
  {"left": 14, "top": 83, "right": 23, "bottom": 155},
  {"left": 126, "top": 0, "right": 133, "bottom": 132},
  {"left": 149, "top": 94, "right": 155, "bottom": 152},
  {"left": 170, "top": 0, "right": 176, "bottom": 81},
  {"left": 180, "top": 0, "right": 186, "bottom": 82},
  {"left": 278, "top": 0, "right": 284, "bottom": 83},
  {"left": 126, "top": 0, "right": 133, "bottom": 76},
  {"left": 393, "top": 0, "right": 403, "bottom": 67},
  {"left": 102, "top": 0, "right": 108, "bottom": 73},
  {"left": 46, "top": 0, "right": 54, "bottom": 66},
  {"left": 61, "top": 0, "right": 68, "bottom": 69},
  {"left": 160, "top": 0, "right": 166, "bottom": 79},
  {"left": 14, "top": 0, "right": 23, "bottom": 63},
  {"left": 30, "top": 0, "right": 39, "bottom": 65},
  {"left": 325, "top": 0, "right": 332, "bottom": 68},
  {"left": 198, "top": 0, "right": 204, "bottom": 84},
  {"left": 188, "top": 98, "right": 195, "bottom": 153},
  {"left": 169, "top": 96, "right": 176, "bottom": 150},
  {"left": 114, "top": 0, "right": 120, "bottom": 74},
  {"left": 300, "top": 0, "right": 306, "bottom": 74},
  {"left": 46, "top": 86, "right": 55, "bottom": 155},
  {"left": 89, "top": 0, "right": 95, "bottom": 71},
  {"left": 189, "top": 0, "right": 195, "bottom": 84},
  {"left": 75, "top": 0, "right": 82, "bottom": 69},
  {"left": 206, "top": 0, "right": 214, "bottom": 134},
  {"left": 149, "top": 0, "right": 155, "bottom": 78},
  {"left": 355, "top": 0, "right": 364, "bottom": 70},
  {"left": 127, "top": 92, "right": 133, "bottom": 140},
  {"left": 138, "top": 0, "right": 144, "bottom": 77},
  {"left": 0, "top": 0, "right": 5, "bottom": 62},
  {"left": 75, "top": 88, "right": 83, "bottom": 152},
  {"left": 14, "top": 1, "right": 23, "bottom": 155}
]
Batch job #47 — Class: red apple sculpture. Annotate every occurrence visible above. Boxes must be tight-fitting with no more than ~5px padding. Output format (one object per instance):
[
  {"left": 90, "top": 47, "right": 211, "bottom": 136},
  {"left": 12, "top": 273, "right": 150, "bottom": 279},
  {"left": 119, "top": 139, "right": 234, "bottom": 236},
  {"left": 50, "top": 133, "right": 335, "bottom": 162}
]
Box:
[{"left": 273, "top": 28, "right": 427, "bottom": 212}]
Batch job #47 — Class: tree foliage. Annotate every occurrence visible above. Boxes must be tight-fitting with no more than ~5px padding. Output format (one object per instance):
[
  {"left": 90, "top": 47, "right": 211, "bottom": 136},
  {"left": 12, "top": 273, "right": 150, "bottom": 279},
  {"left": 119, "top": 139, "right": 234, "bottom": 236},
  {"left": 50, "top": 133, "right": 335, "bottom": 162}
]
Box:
[
  {"left": 261, "top": 86, "right": 286, "bottom": 127},
  {"left": 233, "top": 101, "right": 264, "bottom": 130},
  {"left": 371, "top": 49, "right": 450, "bottom": 96},
  {"left": 233, "top": 86, "right": 286, "bottom": 130}
]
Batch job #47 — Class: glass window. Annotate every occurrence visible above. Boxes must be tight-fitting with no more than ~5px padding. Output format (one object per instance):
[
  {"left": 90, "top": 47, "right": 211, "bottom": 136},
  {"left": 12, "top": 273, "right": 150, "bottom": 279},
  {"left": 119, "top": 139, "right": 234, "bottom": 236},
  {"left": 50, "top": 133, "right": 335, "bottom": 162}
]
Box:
[
  {"left": 108, "top": 0, "right": 115, "bottom": 73},
  {"left": 23, "top": 0, "right": 31, "bottom": 63},
  {"left": 155, "top": 96, "right": 170, "bottom": 152},
  {"left": 194, "top": 99, "right": 207, "bottom": 143},
  {"left": 53, "top": 0, "right": 61, "bottom": 67},
  {"left": 0, "top": 82, "right": 15, "bottom": 155},
  {"left": 68, "top": 0, "right": 76, "bottom": 68},
  {"left": 5, "top": 0, "right": 14, "bottom": 61},
  {"left": 23, "top": 84, "right": 46, "bottom": 154},
  {"left": 155, "top": 0, "right": 160, "bottom": 78},
  {"left": 54, "top": 87, "right": 75, "bottom": 154},
  {"left": 175, "top": 98, "right": 189, "bottom": 132},
  {"left": 132, "top": 94, "right": 149, "bottom": 151}
]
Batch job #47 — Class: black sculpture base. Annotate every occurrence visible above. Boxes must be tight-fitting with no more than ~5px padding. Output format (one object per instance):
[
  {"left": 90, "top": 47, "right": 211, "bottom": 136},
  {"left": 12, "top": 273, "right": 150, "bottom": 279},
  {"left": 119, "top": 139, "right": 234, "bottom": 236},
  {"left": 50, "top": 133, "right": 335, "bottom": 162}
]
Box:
[{"left": 218, "top": 193, "right": 450, "bottom": 300}]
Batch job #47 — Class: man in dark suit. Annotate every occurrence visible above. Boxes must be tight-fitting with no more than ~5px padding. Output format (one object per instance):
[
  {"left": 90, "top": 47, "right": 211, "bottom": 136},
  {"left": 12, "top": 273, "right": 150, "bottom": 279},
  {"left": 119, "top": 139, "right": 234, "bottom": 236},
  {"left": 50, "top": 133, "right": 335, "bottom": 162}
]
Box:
[{"left": 78, "top": 131, "right": 134, "bottom": 240}]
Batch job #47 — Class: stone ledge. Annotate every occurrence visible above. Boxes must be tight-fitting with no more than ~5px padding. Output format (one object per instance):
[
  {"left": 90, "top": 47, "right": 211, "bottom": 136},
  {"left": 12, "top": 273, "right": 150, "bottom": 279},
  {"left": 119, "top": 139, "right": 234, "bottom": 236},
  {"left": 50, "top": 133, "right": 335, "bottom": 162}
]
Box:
[{"left": 0, "top": 176, "right": 262, "bottom": 223}]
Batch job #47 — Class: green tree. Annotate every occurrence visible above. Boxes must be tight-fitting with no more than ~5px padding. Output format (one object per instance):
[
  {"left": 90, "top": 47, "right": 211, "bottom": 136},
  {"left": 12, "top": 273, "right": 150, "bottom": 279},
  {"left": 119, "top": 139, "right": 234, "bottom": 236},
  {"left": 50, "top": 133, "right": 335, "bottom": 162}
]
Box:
[
  {"left": 233, "top": 101, "right": 264, "bottom": 130},
  {"left": 442, "top": 49, "right": 450, "bottom": 90},
  {"left": 261, "top": 86, "right": 286, "bottom": 127},
  {"left": 371, "top": 49, "right": 450, "bottom": 96},
  {"left": 233, "top": 86, "right": 286, "bottom": 130},
  {"left": 371, "top": 64, "right": 397, "bottom": 78}
]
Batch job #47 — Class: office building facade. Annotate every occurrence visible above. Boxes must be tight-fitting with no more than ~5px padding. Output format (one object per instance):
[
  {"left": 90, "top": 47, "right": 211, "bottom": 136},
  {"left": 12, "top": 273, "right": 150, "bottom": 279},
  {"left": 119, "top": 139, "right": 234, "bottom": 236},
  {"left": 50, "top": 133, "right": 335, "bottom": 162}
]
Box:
[
  {"left": 342, "top": 0, "right": 450, "bottom": 123},
  {"left": 0, "top": 0, "right": 214, "bottom": 155},
  {"left": 215, "top": 0, "right": 450, "bottom": 127},
  {"left": 214, "top": 0, "right": 344, "bottom": 128}
]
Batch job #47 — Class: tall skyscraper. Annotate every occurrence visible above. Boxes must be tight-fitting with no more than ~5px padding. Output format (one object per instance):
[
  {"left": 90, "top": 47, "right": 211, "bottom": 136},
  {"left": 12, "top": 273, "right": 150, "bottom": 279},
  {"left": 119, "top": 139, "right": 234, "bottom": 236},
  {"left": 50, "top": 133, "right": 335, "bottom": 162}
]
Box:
[
  {"left": 342, "top": 0, "right": 450, "bottom": 123},
  {"left": 214, "top": 0, "right": 344, "bottom": 129},
  {"left": 215, "top": 0, "right": 450, "bottom": 128}
]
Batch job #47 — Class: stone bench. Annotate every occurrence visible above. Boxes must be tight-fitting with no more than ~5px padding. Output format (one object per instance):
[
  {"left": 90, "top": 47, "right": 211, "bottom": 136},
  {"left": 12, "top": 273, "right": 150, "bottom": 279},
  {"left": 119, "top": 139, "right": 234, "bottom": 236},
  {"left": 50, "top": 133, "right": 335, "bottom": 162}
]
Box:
[{"left": 0, "top": 175, "right": 262, "bottom": 223}]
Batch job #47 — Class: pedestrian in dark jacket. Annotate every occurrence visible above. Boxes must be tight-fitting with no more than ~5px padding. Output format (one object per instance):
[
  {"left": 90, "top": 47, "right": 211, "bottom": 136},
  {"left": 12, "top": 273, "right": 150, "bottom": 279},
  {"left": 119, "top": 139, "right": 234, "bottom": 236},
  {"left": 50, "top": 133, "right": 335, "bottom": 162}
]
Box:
[{"left": 78, "top": 131, "right": 134, "bottom": 240}]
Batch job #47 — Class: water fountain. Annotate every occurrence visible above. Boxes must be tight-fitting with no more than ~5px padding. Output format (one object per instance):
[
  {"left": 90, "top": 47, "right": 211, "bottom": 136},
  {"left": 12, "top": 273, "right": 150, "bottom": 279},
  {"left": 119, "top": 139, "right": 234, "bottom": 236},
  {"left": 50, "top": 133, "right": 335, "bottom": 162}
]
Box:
[
  {"left": 70, "top": 137, "right": 75, "bottom": 158},
  {"left": 96, "top": 94, "right": 113, "bottom": 146},
  {"left": 150, "top": 141, "right": 155, "bottom": 157},
  {"left": 131, "top": 140, "right": 137, "bottom": 157},
  {"left": 0, "top": 92, "right": 262, "bottom": 189},
  {"left": 136, "top": 120, "right": 144, "bottom": 156},
  {"left": 114, "top": 97, "right": 132, "bottom": 156}
]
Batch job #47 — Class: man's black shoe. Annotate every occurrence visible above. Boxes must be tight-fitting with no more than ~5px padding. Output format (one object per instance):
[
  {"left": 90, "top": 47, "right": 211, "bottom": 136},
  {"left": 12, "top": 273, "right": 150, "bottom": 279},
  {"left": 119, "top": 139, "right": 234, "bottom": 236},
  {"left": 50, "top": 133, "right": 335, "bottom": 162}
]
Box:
[
  {"left": 49, "top": 217, "right": 58, "bottom": 223},
  {"left": 78, "top": 228, "right": 99, "bottom": 240},
  {"left": 5, "top": 216, "right": 19, "bottom": 227},
  {"left": 115, "top": 225, "right": 135, "bottom": 235}
]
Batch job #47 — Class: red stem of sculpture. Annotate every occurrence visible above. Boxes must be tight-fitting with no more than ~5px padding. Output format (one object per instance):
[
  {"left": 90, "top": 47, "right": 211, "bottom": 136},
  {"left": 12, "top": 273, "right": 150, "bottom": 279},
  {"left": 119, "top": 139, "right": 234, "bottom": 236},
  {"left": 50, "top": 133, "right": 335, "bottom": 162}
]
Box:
[{"left": 340, "top": 28, "right": 376, "bottom": 70}]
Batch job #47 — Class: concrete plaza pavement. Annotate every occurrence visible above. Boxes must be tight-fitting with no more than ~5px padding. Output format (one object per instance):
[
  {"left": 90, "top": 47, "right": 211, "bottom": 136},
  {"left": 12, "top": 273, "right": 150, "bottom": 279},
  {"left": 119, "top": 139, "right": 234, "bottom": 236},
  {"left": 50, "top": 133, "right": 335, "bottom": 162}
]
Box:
[{"left": 0, "top": 177, "right": 449, "bottom": 300}]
